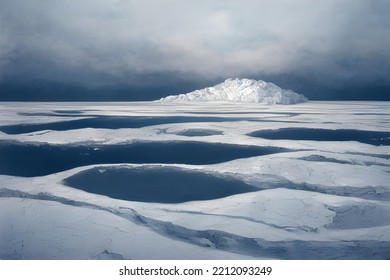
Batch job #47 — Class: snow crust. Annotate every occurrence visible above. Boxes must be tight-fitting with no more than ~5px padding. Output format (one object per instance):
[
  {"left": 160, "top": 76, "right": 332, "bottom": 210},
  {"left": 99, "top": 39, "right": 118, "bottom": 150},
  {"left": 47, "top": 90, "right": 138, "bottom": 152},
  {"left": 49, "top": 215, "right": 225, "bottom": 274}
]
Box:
[
  {"left": 161, "top": 78, "right": 308, "bottom": 104},
  {"left": 0, "top": 101, "right": 389, "bottom": 260}
]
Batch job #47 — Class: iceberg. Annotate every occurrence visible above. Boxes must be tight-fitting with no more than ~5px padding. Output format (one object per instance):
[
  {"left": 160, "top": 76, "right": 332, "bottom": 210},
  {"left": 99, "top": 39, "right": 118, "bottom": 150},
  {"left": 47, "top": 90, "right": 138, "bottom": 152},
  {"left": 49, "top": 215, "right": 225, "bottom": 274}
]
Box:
[{"left": 161, "top": 78, "right": 308, "bottom": 104}]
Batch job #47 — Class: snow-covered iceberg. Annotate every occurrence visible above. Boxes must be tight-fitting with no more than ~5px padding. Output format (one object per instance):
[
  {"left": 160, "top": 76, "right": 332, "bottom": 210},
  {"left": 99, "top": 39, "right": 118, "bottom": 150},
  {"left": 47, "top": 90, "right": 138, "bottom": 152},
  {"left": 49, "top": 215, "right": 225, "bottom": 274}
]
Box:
[{"left": 161, "top": 78, "right": 308, "bottom": 104}]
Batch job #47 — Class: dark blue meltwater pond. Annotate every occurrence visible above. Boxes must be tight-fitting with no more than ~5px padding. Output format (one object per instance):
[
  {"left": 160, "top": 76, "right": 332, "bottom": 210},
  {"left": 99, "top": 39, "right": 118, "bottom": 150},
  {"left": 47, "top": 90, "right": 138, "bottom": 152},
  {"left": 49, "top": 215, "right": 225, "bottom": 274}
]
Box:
[
  {"left": 248, "top": 128, "right": 390, "bottom": 146},
  {"left": 0, "top": 116, "right": 252, "bottom": 135},
  {"left": 175, "top": 129, "right": 223, "bottom": 136},
  {"left": 0, "top": 141, "right": 290, "bottom": 177},
  {"left": 63, "top": 166, "right": 259, "bottom": 203}
]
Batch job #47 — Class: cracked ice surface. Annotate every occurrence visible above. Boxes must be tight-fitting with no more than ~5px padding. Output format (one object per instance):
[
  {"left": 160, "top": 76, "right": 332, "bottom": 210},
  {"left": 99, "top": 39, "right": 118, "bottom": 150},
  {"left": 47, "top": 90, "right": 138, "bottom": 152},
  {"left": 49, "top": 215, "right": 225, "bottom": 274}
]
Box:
[{"left": 0, "top": 101, "right": 389, "bottom": 259}]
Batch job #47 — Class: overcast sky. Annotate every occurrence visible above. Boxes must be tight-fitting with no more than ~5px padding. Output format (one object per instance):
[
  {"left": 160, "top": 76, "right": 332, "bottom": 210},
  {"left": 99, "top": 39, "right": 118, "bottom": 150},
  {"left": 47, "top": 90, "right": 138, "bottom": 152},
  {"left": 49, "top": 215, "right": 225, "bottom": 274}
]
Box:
[{"left": 0, "top": 0, "right": 389, "bottom": 100}]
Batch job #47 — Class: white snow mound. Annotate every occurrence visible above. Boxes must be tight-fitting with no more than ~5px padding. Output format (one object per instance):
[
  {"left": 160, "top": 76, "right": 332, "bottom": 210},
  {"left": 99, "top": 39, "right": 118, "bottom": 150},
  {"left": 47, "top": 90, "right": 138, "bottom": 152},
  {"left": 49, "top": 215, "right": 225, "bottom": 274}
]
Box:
[{"left": 161, "top": 78, "right": 308, "bottom": 104}]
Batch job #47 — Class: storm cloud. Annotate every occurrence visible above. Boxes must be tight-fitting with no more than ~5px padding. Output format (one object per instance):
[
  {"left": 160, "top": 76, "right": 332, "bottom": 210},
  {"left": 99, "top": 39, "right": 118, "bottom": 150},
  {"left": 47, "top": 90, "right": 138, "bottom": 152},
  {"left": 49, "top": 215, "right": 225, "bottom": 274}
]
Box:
[{"left": 0, "top": 0, "right": 389, "bottom": 100}]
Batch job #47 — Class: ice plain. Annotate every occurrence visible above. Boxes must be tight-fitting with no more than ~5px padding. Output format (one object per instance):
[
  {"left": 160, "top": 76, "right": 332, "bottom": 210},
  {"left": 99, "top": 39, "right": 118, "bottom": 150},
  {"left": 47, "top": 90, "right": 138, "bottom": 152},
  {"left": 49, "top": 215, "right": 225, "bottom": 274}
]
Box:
[{"left": 0, "top": 101, "right": 389, "bottom": 259}]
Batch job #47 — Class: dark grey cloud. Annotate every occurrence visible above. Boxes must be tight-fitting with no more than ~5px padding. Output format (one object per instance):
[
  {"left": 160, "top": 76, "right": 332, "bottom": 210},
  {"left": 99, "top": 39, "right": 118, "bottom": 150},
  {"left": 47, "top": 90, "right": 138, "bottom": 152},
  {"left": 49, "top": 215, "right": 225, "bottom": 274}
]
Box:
[{"left": 0, "top": 0, "right": 389, "bottom": 100}]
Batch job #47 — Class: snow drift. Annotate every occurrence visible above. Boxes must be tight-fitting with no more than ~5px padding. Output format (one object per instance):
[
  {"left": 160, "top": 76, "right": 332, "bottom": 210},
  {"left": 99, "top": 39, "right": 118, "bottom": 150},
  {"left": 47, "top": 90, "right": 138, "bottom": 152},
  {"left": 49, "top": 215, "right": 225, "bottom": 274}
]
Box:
[{"left": 161, "top": 78, "right": 308, "bottom": 104}]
